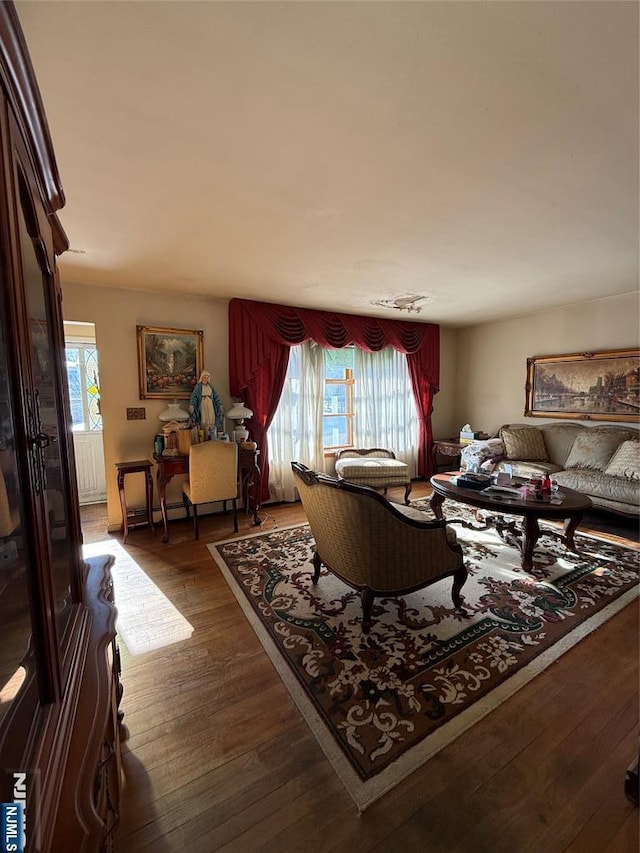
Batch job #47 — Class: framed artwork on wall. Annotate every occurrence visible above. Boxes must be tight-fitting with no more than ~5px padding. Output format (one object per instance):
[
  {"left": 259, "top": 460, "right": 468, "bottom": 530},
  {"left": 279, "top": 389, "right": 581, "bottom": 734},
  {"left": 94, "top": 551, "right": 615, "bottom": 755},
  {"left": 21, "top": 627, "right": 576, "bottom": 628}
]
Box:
[
  {"left": 525, "top": 348, "right": 640, "bottom": 422},
  {"left": 137, "top": 325, "right": 204, "bottom": 399}
]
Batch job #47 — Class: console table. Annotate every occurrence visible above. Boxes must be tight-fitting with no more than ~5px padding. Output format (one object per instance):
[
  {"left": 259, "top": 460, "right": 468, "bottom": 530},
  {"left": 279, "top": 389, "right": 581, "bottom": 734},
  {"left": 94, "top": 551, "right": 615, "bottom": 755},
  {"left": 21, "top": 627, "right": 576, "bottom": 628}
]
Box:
[{"left": 153, "top": 446, "right": 261, "bottom": 542}]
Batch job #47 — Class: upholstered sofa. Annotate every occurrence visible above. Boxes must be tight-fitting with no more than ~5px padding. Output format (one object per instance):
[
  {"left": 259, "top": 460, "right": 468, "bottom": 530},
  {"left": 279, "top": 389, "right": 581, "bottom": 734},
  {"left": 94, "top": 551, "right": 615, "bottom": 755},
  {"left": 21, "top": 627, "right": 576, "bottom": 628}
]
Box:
[
  {"left": 492, "top": 422, "right": 640, "bottom": 517},
  {"left": 291, "top": 461, "right": 466, "bottom": 632}
]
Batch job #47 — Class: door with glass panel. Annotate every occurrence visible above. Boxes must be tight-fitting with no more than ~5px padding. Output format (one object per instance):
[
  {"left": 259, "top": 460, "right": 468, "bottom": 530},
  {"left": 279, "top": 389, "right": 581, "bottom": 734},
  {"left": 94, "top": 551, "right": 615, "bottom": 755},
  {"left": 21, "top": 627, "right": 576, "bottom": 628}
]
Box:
[{"left": 64, "top": 324, "right": 106, "bottom": 504}]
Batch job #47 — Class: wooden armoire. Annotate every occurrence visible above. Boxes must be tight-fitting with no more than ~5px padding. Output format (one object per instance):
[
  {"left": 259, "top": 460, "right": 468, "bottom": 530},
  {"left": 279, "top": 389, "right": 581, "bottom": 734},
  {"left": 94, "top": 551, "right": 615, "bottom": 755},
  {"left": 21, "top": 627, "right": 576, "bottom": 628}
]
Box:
[{"left": 0, "top": 3, "right": 122, "bottom": 850}]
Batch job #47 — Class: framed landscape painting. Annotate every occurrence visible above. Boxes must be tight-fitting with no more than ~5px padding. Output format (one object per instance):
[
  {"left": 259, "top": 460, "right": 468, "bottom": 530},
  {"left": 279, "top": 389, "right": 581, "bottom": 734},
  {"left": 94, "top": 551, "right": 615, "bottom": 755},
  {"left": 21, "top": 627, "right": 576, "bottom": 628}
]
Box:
[
  {"left": 137, "top": 325, "right": 204, "bottom": 399},
  {"left": 525, "top": 348, "right": 640, "bottom": 422}
]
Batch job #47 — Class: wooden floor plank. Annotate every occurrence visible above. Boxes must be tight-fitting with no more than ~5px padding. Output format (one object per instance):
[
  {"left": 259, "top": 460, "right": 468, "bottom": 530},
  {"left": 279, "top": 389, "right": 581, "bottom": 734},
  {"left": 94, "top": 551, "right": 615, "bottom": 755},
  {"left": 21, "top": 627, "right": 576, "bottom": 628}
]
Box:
[{"left": 78, "top": 484, "right": 639, "bottom": 852}]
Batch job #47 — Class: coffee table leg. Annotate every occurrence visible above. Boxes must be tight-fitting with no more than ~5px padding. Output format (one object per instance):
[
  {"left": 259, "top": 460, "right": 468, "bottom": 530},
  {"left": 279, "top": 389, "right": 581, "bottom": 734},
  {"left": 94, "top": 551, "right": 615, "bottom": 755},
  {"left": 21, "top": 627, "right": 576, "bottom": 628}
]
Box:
[
  {"left": 561, "top": 514, "right": 583, "bottom": 551},
  {"left": 521, "top": 515, "right": 540, "bottom": 572},
  {"left": 430, "top": 491, "right": 445, "bottom": 520}
]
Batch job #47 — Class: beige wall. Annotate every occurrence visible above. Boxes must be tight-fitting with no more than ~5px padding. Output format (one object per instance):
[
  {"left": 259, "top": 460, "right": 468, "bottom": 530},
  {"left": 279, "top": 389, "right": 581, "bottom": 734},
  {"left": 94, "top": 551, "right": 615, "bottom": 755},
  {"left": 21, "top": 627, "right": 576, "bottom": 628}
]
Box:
[
  {"left": 431, "top": 326, "right": 458, "bottom": 440},
  {"left": 454, "top": 292, "right": 640, "bottom": 437},
  {"left": 62, "top": 282, "right": 637, "bottom": 528},
  {"left": 62, "top": 282, "right": 229, "bottom": 530}
]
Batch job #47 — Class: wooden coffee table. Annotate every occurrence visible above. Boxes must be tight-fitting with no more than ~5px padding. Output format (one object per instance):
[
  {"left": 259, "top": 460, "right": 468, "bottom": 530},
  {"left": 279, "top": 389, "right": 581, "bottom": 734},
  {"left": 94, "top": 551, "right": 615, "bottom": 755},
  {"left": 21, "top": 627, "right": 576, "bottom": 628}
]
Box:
[{"left": 429, "top": 473, "right": 593, "bottom": 572}]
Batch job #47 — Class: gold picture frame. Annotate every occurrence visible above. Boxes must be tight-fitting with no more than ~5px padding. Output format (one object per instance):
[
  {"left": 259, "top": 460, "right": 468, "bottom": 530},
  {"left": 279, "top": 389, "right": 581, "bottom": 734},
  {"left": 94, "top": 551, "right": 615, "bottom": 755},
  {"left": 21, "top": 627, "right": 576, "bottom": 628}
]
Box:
[
  {"left": 525, "top": 348, "right": 640, "bottom": 422},
  {"left": 137, "top": 325, "right": 204, "bottom": 399}
]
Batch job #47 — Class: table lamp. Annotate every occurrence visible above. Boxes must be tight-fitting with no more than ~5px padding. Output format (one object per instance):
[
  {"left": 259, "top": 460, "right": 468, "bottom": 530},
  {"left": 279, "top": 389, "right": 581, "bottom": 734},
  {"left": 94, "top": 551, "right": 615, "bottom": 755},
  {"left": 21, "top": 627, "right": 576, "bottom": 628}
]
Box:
[{"left": 226, "top": 401, "right": 253, "bottom": 443}]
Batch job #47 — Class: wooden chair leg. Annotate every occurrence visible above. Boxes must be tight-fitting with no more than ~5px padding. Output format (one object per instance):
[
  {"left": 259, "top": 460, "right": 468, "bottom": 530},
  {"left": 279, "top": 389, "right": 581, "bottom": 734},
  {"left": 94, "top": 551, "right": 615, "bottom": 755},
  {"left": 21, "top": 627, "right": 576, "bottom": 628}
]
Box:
[
  {"left": 182, "top": 491, "right": 190, "bottom": 519},
  {"left": 193, "top": 504, "right": 200, "bottom": 540},
  {"left": 361, "top": 586, "right": 374, "bottom": 633},
  {"left": 404, "top": 482, "right": 412, "bottom": 505},
  {"left": 312, "top": 550, "right": 322, "bottom": 583},
  {"left": 232, "top": 498, "right": 238, "bottom": 532},
  {"left": 452, "top": 564, "right": 468, "bottom": 609}
]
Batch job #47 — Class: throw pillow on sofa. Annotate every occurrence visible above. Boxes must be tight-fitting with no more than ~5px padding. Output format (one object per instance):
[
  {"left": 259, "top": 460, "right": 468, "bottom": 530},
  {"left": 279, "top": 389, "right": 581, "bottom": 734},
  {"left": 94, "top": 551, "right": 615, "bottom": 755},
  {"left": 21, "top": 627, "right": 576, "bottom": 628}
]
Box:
[
  {"left": 604, "top": 439, "right": 640, "bottom": 481},
  {"left": 564, "top": 430, "right": 626, "bottom": 471},
  {"left": 500, "top": 427, "right": 548, "bottom": 461}
]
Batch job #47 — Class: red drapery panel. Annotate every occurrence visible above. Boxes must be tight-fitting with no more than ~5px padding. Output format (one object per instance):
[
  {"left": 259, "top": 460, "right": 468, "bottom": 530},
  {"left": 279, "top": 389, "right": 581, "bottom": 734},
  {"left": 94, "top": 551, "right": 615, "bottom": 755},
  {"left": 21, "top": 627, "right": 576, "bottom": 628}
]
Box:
[{"left": 229, "top": 299, "right": 440, "bottom": 502}]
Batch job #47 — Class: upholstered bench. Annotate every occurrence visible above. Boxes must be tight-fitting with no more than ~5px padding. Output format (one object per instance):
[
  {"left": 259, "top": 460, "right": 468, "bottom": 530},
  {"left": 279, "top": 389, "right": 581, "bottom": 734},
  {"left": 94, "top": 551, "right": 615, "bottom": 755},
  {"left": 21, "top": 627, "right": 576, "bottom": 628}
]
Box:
[{"left": 335, "top": 448, "right": 412, "bottom": 505}]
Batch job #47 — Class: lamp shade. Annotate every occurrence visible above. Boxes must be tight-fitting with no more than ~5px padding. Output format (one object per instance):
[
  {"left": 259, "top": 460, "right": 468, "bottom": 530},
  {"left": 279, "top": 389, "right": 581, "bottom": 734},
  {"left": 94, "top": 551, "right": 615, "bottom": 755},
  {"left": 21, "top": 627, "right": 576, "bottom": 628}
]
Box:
[
  {"left": 158, "top": 401, "right": 189, "bottom": 422},
  {"left": 226, "top": 402, "right": 253, "bottom": 421},
  {"left": 226, "top": 401, "right": 253, "bottom": 442}
]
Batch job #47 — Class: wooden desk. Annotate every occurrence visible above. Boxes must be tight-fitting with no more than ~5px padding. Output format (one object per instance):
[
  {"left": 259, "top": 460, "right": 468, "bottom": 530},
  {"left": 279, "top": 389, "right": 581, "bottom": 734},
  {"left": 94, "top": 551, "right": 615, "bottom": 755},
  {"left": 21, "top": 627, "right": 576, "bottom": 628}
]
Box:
[
  {"left": 116, "top": 459, "right": 155, "bottom": 541},
  {"left": 153, "top": 446, "right": 261, "bottom": 542}
]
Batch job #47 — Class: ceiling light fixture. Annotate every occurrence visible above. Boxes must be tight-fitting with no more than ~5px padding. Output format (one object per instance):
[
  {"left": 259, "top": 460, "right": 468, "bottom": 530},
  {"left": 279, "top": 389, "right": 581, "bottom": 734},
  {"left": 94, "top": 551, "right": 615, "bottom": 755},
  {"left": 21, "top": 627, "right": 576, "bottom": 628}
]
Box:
[{"left": 370, "top": 294, "right": 429, "bottom": 314}]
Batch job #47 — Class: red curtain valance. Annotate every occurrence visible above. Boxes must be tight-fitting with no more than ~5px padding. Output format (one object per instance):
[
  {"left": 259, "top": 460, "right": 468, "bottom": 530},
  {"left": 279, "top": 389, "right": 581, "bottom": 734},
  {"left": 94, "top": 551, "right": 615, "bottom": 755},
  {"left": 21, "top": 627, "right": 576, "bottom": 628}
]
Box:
[
  {"left": 230, "top": 298, "right": 439, "bottom": 392},
  {"left": 228, "top": 298, "right": 440, "bottom": 501}
]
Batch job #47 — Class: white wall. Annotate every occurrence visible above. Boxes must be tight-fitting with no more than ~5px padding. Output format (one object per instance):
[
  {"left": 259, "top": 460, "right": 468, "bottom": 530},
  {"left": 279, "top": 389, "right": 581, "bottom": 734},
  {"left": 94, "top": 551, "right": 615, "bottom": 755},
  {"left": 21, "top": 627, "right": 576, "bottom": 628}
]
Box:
[
  {"left": 454, "top": 292, "right": 640, "bottom": 436},
  {"left": 62, "top": 282, "right": 229, "bottom": 530}
]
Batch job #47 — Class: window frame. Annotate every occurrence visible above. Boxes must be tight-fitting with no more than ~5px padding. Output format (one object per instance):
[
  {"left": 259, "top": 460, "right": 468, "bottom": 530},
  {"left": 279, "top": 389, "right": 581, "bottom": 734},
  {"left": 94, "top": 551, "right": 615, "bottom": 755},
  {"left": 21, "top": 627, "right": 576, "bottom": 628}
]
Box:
[{"left": 323, "top": 366, "right": 354, "bottom": 453}]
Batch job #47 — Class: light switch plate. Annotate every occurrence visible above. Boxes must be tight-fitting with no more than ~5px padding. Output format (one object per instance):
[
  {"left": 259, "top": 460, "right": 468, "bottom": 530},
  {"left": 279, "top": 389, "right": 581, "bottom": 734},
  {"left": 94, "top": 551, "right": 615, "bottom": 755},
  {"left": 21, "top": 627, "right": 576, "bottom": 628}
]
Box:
[{"left": 126, "top": 407, "right": 146, "bottom": 420}]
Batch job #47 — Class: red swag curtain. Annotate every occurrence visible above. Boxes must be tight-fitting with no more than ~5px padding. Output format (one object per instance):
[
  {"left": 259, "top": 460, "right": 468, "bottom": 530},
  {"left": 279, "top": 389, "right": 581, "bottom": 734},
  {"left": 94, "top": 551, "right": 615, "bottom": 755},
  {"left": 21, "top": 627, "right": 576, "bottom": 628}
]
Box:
[{"left": 229, "top": 298, "right": 440, "bottom": 503}]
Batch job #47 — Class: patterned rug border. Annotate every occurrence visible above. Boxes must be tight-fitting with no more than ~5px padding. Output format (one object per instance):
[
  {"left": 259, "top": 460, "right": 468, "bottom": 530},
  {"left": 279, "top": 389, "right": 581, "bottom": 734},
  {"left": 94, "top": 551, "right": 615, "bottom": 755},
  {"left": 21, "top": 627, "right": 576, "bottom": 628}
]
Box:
[{"left": 207, "top": 522, "right": 638, "bottom": 812}]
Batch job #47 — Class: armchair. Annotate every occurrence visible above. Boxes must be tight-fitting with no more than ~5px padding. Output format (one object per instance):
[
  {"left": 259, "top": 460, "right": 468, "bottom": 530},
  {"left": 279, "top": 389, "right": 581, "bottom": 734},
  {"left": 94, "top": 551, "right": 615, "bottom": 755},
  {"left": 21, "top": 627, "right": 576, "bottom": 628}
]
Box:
[{"left": 291, "top": 461, "right": 467, "bottom": 632}]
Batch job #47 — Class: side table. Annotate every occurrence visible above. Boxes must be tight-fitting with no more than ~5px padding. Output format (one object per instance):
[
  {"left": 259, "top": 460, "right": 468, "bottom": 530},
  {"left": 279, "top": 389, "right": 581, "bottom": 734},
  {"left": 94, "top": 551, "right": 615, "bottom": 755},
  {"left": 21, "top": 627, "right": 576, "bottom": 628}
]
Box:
[
  {"left": 116, "top": 459, "right": 155, "bottom": 542},
  {"left": 432, "top": 438, "right": 465, "bottom": 473}
]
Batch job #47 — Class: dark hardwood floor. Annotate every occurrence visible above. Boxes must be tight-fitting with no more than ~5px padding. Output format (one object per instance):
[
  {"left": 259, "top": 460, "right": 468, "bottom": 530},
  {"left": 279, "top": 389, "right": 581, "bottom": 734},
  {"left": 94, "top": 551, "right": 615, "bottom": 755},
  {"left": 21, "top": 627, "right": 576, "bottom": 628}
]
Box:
[{"left": 80, "top": 483, "right": 639, "bottom": 852}]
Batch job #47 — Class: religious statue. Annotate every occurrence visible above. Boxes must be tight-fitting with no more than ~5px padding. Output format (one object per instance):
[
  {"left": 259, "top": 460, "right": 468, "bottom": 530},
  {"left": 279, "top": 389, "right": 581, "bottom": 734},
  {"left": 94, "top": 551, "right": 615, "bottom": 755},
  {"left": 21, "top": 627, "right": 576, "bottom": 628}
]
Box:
[{"left": 189, "top": 370, "right": 224, "bottom": 432}]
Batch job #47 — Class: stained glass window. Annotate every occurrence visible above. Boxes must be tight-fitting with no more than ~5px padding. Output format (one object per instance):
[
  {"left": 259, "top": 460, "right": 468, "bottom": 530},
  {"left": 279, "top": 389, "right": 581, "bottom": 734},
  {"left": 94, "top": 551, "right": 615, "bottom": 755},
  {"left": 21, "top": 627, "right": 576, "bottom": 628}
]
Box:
[{"left": 65, "top": 344, "right": 102, "bottom": 431}]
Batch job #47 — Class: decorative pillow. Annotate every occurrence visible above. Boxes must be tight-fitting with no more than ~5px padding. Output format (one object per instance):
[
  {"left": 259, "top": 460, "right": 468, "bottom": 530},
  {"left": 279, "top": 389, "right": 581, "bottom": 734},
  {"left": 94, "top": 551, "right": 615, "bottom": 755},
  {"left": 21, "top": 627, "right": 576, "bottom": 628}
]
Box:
[
  {"left": 500, "top": 427, "right": 548, "bottom": 461},
  {"left": 604, "top": 440, "right": 640, "bottom": 481},
  {"left": 564, "top": 430, "right": 626, "bottom": 471}
]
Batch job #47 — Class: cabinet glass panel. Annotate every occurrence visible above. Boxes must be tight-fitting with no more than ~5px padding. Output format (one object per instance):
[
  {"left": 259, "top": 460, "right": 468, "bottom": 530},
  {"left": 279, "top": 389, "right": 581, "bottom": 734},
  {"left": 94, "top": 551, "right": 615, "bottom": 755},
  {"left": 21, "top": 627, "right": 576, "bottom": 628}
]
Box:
[
  {"left": 17, "top": 192, "right": 75, "bottom": 634},
  {"left": 0, "top": 285, "right": 30, "bottom": 727}
]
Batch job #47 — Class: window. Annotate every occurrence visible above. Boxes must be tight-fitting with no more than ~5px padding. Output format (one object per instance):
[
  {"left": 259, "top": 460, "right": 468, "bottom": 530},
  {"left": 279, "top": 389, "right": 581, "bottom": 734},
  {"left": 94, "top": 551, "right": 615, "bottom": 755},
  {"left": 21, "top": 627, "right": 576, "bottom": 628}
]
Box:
[
  {"left": 65, "top": 343, "right": 102, "bottom": 431},
  {"left": 267, "top": 342, "right": 418, "bottom": 503},
  {"left": 323, "top": 348, "right": 355, "bottom": 450}
]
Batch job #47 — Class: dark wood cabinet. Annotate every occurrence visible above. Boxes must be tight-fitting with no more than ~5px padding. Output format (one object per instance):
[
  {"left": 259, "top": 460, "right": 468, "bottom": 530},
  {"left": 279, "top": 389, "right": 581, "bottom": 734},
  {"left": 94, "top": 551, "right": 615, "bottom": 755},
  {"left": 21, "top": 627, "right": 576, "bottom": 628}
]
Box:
[{"left": 0, "top": 4, "right": 121, "bottom": 850}]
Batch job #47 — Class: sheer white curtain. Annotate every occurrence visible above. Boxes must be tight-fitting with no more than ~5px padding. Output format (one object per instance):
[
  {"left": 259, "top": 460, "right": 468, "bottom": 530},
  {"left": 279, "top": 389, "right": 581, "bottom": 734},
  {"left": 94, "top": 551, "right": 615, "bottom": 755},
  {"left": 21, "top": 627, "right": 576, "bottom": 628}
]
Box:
[
  {"left": 353, "top": 347, "right": 419, "bottom": 477},
  {"left": 268, "top": 342, "right": 419, "bottom": 500},
  {"left": 267, "top": 342, "right": 326, "bottom": 502}
]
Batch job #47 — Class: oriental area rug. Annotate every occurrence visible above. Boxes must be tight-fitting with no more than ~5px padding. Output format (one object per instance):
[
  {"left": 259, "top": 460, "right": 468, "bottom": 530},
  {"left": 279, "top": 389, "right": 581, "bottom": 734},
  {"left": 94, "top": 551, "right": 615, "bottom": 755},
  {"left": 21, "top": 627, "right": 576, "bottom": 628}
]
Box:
[{"left": 207, "top": 505, "right": 638, "bottom": 812}]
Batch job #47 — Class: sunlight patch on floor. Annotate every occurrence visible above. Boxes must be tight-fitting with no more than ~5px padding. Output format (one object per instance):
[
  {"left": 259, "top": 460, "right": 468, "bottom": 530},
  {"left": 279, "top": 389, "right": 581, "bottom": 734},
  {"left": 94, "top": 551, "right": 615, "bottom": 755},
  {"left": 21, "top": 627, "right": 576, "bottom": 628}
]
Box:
[{"left": 83, "top": 539, "right": 194, "bottom": 655}]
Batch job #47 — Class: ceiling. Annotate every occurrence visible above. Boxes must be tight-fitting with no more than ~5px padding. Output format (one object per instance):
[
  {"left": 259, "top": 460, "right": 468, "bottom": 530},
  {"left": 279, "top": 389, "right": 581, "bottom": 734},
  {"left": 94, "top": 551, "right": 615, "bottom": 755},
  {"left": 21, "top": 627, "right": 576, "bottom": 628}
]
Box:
[{"left": 15, "top": 1, "right": 639, "bottom": 328}]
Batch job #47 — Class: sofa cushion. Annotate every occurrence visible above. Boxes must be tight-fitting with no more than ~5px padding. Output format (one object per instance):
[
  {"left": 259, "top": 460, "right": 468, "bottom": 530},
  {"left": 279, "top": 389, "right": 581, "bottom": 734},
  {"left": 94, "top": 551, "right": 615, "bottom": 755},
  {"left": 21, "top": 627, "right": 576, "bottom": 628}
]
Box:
[
  {"left": 554, "top": 468, "right": 640, "bottom": 509},
  {"left": 564, "top": 430, "right": 627, "bottom": 471},
  {"left": 538, "top": 423, "right": 585, "bottom": 467},
  {"left": 500, "top": 427, "right": 548, "bottom": 461},
  {"left": 604, "top": 439, "right": 640, "bottom": 481},
  {"left": 494, "top": 459, "right": 563, "bottom": 479}
]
